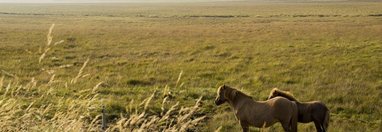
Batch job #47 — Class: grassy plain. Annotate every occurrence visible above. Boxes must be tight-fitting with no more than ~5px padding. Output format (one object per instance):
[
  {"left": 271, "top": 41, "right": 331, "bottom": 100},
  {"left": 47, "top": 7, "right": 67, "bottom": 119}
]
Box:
[{"left": 0, "top": 1, "right": 381, "bottom": 131}]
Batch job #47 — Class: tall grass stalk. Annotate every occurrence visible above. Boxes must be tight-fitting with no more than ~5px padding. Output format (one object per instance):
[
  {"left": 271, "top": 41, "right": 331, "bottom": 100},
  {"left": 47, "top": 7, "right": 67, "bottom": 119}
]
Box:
[
  {"left": 39, "top": 24, "right": 64, "bottom": 64},
  {"left": 71, "top": 58, "right": 90, "bottom": 84}
]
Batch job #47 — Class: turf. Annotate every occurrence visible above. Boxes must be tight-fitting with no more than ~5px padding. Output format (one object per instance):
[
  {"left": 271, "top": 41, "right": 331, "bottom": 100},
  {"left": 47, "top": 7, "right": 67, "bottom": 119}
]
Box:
[{"left": 0, "top": 1, "right": 381, "bottom": 131}]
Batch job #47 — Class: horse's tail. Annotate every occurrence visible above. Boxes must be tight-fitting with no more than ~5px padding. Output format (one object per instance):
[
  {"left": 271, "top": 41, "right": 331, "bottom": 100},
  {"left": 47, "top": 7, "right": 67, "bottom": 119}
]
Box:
[
  {"left": 323, "top": 108, "right": 330, "bottom": 132},
  {"left": 290, "top": 101, "right": 298, "bottom": 132}
]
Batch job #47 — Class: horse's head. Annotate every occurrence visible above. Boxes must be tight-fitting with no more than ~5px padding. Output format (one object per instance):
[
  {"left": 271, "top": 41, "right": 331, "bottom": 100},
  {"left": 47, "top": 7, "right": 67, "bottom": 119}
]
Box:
[
  {"left": 215, "top": 85, "right": 237, "bottom": 106},
  {"left": 267, "top": 88, "right": 298, "bottom": 102},
  {"left": 267, "top": 88, "right": 280, "bottom": 100},
  {"left": 215, "top": 85, "right": 227, "bottom": 105}
]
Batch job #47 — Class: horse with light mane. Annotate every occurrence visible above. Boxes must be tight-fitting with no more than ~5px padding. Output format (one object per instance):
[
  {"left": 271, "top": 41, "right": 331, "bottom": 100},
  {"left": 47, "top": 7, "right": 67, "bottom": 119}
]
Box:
[
  {"left": 215, "top": 85, "right": 298, "bottom": 132},
  {"left": 267, "top": 88, "right": 330, "bottom": 132}
]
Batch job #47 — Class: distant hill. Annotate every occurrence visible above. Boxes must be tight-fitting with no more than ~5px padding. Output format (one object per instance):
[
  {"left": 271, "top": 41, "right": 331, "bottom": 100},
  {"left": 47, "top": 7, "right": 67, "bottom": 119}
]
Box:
[
  {"left": 0, "top": 0, "right": 380, "bottom": 3},
  {"left": 252, "top": 0, "right": 382, "bottom": 2}
]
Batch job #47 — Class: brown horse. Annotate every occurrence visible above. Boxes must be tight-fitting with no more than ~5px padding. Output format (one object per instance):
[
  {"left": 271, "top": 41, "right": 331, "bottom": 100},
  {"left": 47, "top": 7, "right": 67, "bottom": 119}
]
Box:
[
  {"left": 215, "top": 85, "right": 298, "bottom": 132},
  {"left": 267, "top": 88, "right": 330, "bottom": 132}
]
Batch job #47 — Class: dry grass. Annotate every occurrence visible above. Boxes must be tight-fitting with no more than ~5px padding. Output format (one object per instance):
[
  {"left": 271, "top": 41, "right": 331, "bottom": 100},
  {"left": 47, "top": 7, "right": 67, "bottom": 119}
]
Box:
[
  {"left": 0, "top": 76, "right": 101, "bottom": 131},
  {"left": 0, "top": 28, "right": 99, "bottom": 129},
  {"left": 0, "top": 76, "right": 205, "bottom": 131},
  {"left": 0, "top": 24, "right": 206, "bottom": 131},
  {"left": 108, "top": 93, "right": 205, "bottom": 132}
]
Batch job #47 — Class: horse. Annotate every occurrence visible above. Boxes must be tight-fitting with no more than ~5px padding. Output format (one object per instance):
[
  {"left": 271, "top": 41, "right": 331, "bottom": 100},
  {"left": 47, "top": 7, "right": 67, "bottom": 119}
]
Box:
[
  {"left": 215, "top": 85, "right": 298, "bottom": 132},
  {"left": 267, "top": 88, "right": 330, "bottom": 132}
]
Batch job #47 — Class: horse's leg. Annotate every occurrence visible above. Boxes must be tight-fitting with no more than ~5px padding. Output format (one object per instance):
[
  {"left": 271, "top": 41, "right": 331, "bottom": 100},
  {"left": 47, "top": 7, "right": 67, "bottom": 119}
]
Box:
[
  {"left": 291, "top": 102, "right": 298, "bottom": 132},
  {"left": 240, "top": 121, "right": 249, "bottom": 132},
  {"left": 290, "top": 117, "right": 298, "bottom": 132},
  {"left": 312, "top": 111, "right": 327, "bottom": 132},
  {"left": 281, "top": 121, "right": 292, "bottom": 132},
  {"left": 316, "top": 110, "right": 329, "bottom": 132},
  {"left": 313, "top": 120, "right": 323, "bottom": 132}
]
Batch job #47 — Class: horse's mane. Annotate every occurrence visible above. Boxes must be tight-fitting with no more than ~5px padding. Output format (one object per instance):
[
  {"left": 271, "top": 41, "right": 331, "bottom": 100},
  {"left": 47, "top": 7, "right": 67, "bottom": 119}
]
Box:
[
  {"left": 225, "top": 85, "right": 253, "bottom": 99},
  {"left": 269, "top": 88, "right": 299, "bottom": 102}
]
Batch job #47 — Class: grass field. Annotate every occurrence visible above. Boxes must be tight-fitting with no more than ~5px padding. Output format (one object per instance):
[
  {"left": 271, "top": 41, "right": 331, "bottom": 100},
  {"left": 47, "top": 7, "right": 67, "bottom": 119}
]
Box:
[{"left": 0, "top": 1, "right": 381, "bottom": 131}]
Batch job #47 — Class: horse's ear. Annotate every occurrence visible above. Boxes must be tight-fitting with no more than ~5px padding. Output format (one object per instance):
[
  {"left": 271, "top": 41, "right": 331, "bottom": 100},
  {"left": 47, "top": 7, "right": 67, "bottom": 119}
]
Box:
[{"left": 272, "top": 88, "right": 278, "bottom": 95}]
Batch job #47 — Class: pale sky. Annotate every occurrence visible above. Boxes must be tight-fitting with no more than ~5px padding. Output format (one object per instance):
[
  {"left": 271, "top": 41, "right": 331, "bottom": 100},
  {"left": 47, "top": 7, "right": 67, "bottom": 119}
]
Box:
[{"left": 0, "top": 0, "right": 240, "bottom": 3}]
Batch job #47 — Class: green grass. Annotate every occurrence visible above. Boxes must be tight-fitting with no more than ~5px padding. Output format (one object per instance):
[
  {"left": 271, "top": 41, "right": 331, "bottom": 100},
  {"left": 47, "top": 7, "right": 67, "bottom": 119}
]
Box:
[{"left": 0, "top": 1, "right": 381, "bottom": 131}]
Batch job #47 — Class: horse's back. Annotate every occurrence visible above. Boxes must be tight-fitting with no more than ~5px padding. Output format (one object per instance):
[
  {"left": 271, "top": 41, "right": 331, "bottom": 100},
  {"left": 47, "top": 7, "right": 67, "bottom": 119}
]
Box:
[
  {"left": 266, "top": 97, "right": 296, "bottom": 118},
  {"left": 298, "top": 100, "right": 329, "bottom": 123},
  {"left": 268, "top": 96, "right": 295, "bottom": 108},
  {"left": 303, "top": 101, "right": 329, "bottom": 112}
]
